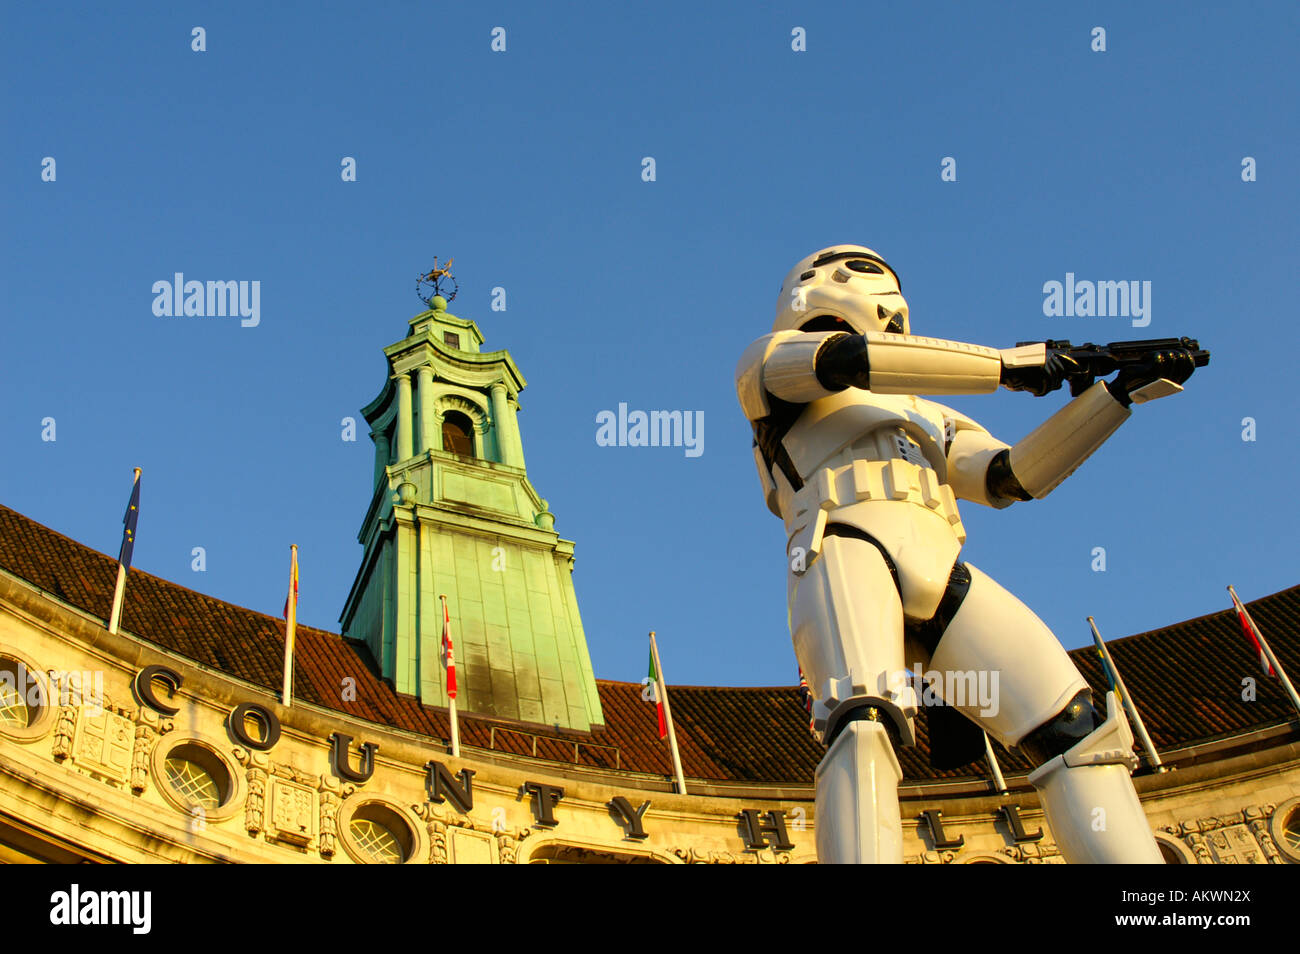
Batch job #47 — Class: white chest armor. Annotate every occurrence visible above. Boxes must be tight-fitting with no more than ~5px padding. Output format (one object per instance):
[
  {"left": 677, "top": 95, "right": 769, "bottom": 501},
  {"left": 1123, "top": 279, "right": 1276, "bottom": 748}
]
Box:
[{"left": 781, "top": 389, "right": 950, "bottom": 482}]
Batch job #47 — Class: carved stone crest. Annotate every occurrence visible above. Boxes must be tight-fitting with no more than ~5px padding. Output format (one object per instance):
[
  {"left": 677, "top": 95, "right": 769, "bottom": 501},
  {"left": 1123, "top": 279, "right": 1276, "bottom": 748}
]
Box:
[
  {"left": 72, "top": 705, "right": 134, "bottom": 783},
  {"left": 271, "top": 779, "right": 317, "bottom": 846},
  {"left": 1163, "top": 803, "right": 1282, "bottom": 864},
  {"left": 413, "top": 804, "right": 530, "bottom": 864}
]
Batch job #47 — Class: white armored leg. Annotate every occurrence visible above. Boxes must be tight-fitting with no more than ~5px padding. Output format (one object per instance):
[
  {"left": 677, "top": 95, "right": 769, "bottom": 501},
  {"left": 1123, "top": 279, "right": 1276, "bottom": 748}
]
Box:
[
  {"left": 790, "top": 533, "right": 912, "bottom": 864},
  {"left": 927, "top": 564, "right": 1161, "bottom": 864},
  {"left": 815, "top": 720, "right": 903, "bottom": 864},
  {"left": 1027, "top": 692, "right": 1164, "bottom": 863},
  {"left": 927, "top": 563, "right": 1086, "bottom": 741}
]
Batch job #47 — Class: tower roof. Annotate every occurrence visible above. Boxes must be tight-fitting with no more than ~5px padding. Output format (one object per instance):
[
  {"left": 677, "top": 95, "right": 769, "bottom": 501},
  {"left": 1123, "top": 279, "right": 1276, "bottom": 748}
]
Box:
[{"left": 340, "top": 281, "right": 601, "bottom": 731}]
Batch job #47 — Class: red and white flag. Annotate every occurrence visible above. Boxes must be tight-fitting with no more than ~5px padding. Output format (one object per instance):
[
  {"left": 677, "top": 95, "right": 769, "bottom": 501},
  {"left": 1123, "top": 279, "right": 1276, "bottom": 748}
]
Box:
[
  {"left": 1229, "top": 587, "right": 1275, "bottom": 677},
  {"left": 440, "top": 595, "right": 458, "bottom": 700}
]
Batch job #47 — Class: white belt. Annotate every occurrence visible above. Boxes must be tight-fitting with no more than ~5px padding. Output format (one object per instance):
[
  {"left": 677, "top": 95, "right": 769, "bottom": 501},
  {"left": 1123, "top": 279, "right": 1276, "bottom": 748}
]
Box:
[{"left": 786, "top": 459, "right": 966, "bottom": 570}]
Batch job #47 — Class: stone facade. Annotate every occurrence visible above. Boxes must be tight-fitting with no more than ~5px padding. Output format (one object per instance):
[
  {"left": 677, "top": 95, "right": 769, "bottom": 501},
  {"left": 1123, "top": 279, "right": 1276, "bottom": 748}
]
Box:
[{"left": 2, "top": 568, "right": 1297, "bottom": 864}]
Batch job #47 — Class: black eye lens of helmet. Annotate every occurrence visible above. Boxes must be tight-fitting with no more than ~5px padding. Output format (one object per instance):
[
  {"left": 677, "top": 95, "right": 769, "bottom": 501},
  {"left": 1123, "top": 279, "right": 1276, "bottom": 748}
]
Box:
[
  {"left": 845, "top": 260, "right": 884, "bottom": 275},
  {"left": 809, "top": 250, "right": 901, "bottom": 289}
]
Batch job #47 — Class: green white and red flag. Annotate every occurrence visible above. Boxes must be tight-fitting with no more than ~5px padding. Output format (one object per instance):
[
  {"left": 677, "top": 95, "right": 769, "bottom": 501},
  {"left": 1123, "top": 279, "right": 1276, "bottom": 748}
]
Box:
[{"left": 647, "top": 648, "right": 666, "bottom": 739}]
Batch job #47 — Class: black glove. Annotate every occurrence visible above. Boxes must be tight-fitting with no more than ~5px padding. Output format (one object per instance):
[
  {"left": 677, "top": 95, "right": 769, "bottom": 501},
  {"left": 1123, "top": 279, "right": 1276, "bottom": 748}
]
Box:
[
  {"left": 1000, "top": 348, "right": 1081, "bottom": 397},
  {"left": 1105, "top": 348, "right": 1198, "bottom": 407}
]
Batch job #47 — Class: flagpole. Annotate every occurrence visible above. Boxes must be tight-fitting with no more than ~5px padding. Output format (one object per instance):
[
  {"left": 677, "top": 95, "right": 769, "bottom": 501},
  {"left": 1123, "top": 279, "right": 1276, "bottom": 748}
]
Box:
[
  {"left": 441, "top": 594, "right": 460, "bottom": 758},
  {"left": 1088, "top": 616, "right": 1165, "bottom": 772},
  {"left": 649, "top": 631, "right": 687, "bottom": 796},
  {"left": 448, "top": 691, "right": 460, "bottom": 758},
  {"left": 982, "top": 732, "right": 1008, "bottom": 795},
  {"left": 282, "top": 545, "right": 298, "bottom": 707},
  {"left": 106, "top": 564, "right": 128, "bottom": 635},
  {"left": 107, "top": 467, "right": 141, "bottom": 635},
  {"left": 1229, "top": 586, "right": 1300, "bottom": 720}
]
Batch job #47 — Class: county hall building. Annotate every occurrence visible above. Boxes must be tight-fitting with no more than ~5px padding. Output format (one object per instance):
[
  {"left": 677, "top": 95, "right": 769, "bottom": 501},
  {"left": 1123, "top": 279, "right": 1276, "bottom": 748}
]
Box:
[{"left": 1, "top": 291, "right": 1297, "bottom": 864}]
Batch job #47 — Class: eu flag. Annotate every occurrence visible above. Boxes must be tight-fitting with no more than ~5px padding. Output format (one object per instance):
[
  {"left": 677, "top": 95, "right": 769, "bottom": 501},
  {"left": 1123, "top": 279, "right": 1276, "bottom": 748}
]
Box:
[
  {"left": 119, "top": 472, "right": 141, "bottom": 570},
  {"left": 1095, "top": 646, "right": 1121, "bottom": 702}
]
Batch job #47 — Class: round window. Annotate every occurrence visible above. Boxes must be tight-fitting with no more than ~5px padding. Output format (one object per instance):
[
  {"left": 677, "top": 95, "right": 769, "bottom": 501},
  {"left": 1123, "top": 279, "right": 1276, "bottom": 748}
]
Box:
[
  {"left": 0, "top": 657, "right": 43, "bottom": 729},
  {"left": 347, "top": 803, "right": 415, "bottom": 864},
  {"left": 1283, "top": 809, "right": 1300, "bottom": 854},
  {"left": 1267, "top": 797, "right": 1300, "bottom": 864},
  {"left": 163, "top": 743, "right": 231, "bottom": 811}
]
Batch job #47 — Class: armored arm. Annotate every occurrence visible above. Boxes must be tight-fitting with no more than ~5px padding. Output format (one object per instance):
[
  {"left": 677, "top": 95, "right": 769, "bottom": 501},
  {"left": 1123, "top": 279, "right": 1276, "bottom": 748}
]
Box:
[
  {"left": 950, "top": 338, "right": 1208, "bottom": 502},
  {"left": 739, "top": 331, "right": 1200, "bottom": 506},
  {"left": 944, "top": 412, "right": 1019, "bottom": 509},
  {"left": 737, "top": 330, "right": 1072, "bottom": 509},
  {"left": 1000, "top": 381, "right": 1134, "bottom": 498},
  {"left": 943, "top": 383, "right": 1133, "bottom": 506},
  {"left": 737, "top": 330, "right": 1013, "bottom": 417}
]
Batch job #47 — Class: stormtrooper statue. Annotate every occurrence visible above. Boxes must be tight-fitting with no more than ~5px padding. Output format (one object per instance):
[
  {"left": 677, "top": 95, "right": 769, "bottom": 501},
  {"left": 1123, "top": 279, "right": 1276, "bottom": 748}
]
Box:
[{"left": 735, "top": 245, "right": 1199, "bottom": 864}]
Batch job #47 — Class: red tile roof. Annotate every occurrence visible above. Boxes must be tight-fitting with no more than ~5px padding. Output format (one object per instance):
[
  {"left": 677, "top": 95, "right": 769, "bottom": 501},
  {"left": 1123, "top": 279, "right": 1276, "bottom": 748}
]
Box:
[{"left": 1, "top": 503, "right": 1296, "bottom": 785}]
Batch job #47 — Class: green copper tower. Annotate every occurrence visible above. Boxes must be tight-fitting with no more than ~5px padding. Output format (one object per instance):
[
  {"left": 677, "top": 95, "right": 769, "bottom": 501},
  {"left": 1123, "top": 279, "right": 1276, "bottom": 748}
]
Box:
[{"left": 341, "top": 276, "right": 604, "bottom": 732}]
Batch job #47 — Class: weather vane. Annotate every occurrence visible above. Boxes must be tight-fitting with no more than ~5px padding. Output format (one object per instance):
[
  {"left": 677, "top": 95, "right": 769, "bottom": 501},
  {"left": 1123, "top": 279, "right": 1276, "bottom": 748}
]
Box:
[{"left": 417, "top": 257, "right": 458, "bottom": 307}]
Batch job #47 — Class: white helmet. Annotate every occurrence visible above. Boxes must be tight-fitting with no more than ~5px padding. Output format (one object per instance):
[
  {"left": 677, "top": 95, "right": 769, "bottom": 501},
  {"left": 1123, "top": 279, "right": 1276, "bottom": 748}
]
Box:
[{"left": 773, "top": 244, "right": 909, "bottom": 336}]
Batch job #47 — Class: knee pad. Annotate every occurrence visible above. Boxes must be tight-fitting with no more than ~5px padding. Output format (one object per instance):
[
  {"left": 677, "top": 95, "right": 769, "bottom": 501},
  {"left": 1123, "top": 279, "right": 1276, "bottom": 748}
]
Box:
[
  {"left": 1023, "top": 691, "right": 1157, "bottom": 863},
  {"left": 1018, "top": 690, "right": 1101, "bottom": 766},
  {"left": 822, "top": 701, "right": 906, "bottom": 751},
  {"left": 1023, "top": 690, "right": 1138, "bottom": 774}
]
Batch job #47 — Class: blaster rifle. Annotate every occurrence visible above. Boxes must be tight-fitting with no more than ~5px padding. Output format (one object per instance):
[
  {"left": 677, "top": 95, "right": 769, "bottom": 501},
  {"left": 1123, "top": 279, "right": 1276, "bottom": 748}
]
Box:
[{"left": 1014, "top": 336, "right": 1211, "bottom": 397}]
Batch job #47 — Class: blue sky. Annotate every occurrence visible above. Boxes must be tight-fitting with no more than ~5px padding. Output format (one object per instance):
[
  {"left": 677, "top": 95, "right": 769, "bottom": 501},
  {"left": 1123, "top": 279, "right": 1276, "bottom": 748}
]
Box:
[{"left": 2, "top": 2, "right": 1296, "bottom": 689}]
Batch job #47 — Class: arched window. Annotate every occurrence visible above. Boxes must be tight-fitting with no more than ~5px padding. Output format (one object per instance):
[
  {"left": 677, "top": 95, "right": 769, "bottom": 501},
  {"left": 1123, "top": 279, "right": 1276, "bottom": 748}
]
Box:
[{"left": 442, "top": 411, "right": 475, "bottom": 457}]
